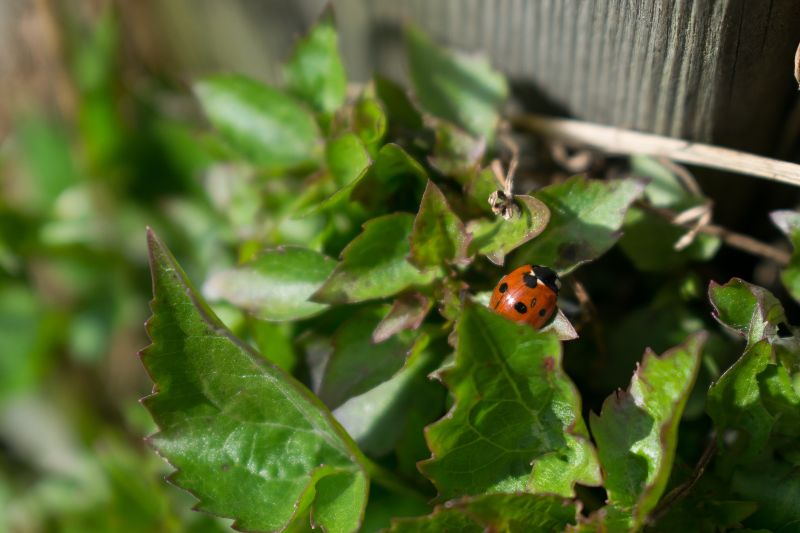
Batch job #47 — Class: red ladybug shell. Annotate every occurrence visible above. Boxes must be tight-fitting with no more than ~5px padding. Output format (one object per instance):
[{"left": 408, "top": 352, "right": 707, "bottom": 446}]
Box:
[{"left": 489, "top": 264, "right": 560, "bottom": 329}]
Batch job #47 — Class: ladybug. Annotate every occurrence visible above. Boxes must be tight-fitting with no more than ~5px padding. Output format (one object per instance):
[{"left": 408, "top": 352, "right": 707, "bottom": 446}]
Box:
[{"left": 489, "top": 265, "right": 560, "bottom": 329}]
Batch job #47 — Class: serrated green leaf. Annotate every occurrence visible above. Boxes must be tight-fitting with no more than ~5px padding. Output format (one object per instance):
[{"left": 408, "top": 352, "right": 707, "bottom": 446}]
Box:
[
  {"left": 203, "top": 247, "right": 336, "bottom": 321},
  {"left": 410, "top": 181, "right": 471, "bottom": 268},
  {"left": 372, "top": 293, "right": 432, "bottom": 343},
  {"left": 195, "top": 75, "right": 320, "bottom": 171},
  {"left": 312, "top": 213, "right": 439, "bottom": 304},
  {"left": 141, "top": 230, "right": 367, "bottom": 532},
  {"left": 590, "top": 332, "right": 706, "bottom": 530},
  {"left": 771, "top": 210, "right": 800, "bottom": 303},
  {"left": 419, "top": 303, "right": 601, "bottom": 500},
  {"left": 514, "top": 176, "right": 645, "bottom": 274},
  {"left": 708, "top": 278, "right": 786, "bottom": 347},
  {"left": 708, "top": 340, "right": 775, "bottom": 465},
  {"left": 284, "top": 14, "right": 347, "bottom": 114},
  {"left": 386, "top": 493, "right": 577, "bottom": 533},
  {"left": 318, "top": 307, "right": 419, "bottom": 409},
  {"left": 405, "top": 26, "right": 507, "bottom": 138},
  {"left": 326, "top": 133, "right": 371, "bottom": 187},
  {"left": 467, "top": 195, "right": 550, "bottom": 265}
]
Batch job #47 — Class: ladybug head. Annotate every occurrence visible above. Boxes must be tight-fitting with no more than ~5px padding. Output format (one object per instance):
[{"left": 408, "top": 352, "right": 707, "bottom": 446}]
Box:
[{"left": 532, "top": 265, "right": 560, "bottom": 294}]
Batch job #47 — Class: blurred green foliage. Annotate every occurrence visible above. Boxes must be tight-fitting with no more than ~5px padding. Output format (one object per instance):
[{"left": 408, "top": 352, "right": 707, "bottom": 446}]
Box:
[{"left": 2, "top": 7, "right": 800, "bottom": 533}]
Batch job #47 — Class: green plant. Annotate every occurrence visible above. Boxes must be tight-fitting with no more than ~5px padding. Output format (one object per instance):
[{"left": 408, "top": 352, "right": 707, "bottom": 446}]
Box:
[{"left": 139, "top": 16, "right": 800, "bottom": 533}]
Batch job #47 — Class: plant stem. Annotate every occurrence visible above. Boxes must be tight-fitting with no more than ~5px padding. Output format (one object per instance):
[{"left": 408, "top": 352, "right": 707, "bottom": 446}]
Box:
[
  {"left": 638, "top": 202, "right": 791, "bottom": 266},
  {"left": 647, "top": 433, "right": 717, "bottom": 526},
  {"left": 510, "top": 114, "right": 800, "bottom": 188}
]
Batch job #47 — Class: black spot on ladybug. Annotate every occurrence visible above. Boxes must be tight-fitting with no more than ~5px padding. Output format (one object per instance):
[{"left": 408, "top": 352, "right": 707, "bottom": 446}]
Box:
[
  {"left": 539, "top": 308, "right": 547, "bottom": 317},
  {"left": 499, "top": 282, "right": 508, "bottom": 293},
  {"left": 523, "top": 272, "right": 538, "bottom": 288},
  {"left": 533, "top": 265, "right": 560, "bottom": 294},
  {"left": 514, "top": 301, "right": 528, "bottom": 314}
]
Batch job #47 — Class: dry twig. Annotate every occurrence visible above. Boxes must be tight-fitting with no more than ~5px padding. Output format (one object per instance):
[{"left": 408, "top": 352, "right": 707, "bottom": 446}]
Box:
[{"left": 511, "top": 114, "right": 800, "bottom": 188}]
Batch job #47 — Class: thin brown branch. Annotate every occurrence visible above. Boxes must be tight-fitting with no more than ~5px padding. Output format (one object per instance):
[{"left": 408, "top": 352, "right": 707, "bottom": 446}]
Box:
[
  {"left": 638, "top": 202, "right": 792, "bottom": 266},
  {"left": 510, "top": 114, "right": 800, "bottom": 188},
  {"left": 647, "top": 433, "right": 717, "bottom": 526}
]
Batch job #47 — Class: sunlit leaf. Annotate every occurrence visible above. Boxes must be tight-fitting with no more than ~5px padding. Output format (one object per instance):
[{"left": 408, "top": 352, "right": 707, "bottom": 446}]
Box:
[
  {"left": 284, "top": 13, "right": 347, "bottom": 114},
  {"left": 590, "top": 332, "right": 706, "bottom": 530},
  {"left": 514, "top": 176, "right": 645, "bottom": 274},
  {"left": 708, "top": 278, "right": 786, "bottom": 347},
  {"left": 141, "top": 230, "right": 367, "bottom": 532},
  {"left": 405, "top": 26, "right": 507, "bottom": 138},
  {"left": 410, "top": 181, "right": 471, "bottom": 268},
  {"left": 195, "top": 74, "right": 321, "bottom": 171},
  {"left": 203, "top": 247, "right": 336, "bottom": 322},
  {"left": 327, "top": 133, "right": 371, "bottom": 187},
  {"left": 386, "top": 493, "right": 577, "bottom": 532},
  {"left": 313, "top": 213, "right": 439, "bottom": 304},
  {"left": 420, "top": 303, "right": 601, "bottom": 500},
  {"left": 467, "top": 195, "right": 550, "bottom": 265}
]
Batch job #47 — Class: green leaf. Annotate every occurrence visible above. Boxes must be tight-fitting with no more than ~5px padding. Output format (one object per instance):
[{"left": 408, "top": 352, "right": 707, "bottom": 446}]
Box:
[
  {"left": 312, "top": 213, "right": 439, "bottom": 304},
  {"left": 326, "top": 133, "right": 371, "bottom": 187},
  {"left": 707, "top": 340, "right": 775, "bottom": 461},
  {"left": 318, "top": 307, "right": 420, "bottom": 409},
  {"left": 708, "top": 278, "right": 786, "bottom": 347},
  {"left": 386, "top": 493, "right": 578, "bottom": 532},
  {"left": 195, "top": 74, "right": 320, "bottom": 171},
  {"left": 313, "top": 144, "right": 428, "bottom": 213},
  {"left": 374, "top": 75, "right": 423, "bottom": 132},
  {"left": 419, "top": 303, "right": 601, "bottom": 500},
  {"left": 352, "top": 94, "right": 387, "bottom": 153},
  {"left": 730, "top": 460, "right": 800, "bottom": 531},
  {"left": 405, "top": 26, "right": 507, "bottom": 138},
  {"left": 467, "top": 195, "right": 550, "bottom": 265},
  {"left": 372, "top": 293, "right": 432, "bottom": 343},
  {"left": 590, "top": 332, "right": 705, "bottom": 530},
  {"left": 514, "top": 176, "right": 645, "bottom": 274},
  {"left": 771, "top": 210, "right": 800, "bottom": 303},
  {"left": 428, "top": 121, "right": 486, "bottom": 178},
  {"left": 141, "top": 230, "right": 367, "bottom": 532},
  {"left": 284, "top": 13, "right": 347, "bottom": 114},
  {"left": 203, "top": 247, "right": 336, "bottom": 322},
  {"left": 410, "top": 181, "right": 471, "bottom": 268},
  {"left": 620, "top": 156, "right": 720, "bottom": 271}
]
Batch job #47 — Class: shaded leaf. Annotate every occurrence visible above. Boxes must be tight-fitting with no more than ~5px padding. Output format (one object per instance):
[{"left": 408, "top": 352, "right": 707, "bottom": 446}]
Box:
[
  {"left": 195, "top": 75, "right": 320, "bottom": 171},
  {"left": 515, "top": 176, "right": 645, "bottom": 274},
  {"left": 428, "top": 121, "right": 486, "bottom": 178},
  {"left": 590, "top": 332, "right": 706, "bottom": 530},
  {"left": 771, "top": 210, "right": 800, "bottom": 303},
  {"left": 203, "top": 247, "right": 336, "bottom": 322},
  {"left": 410, "top": 181, "right": 471, "bottom": 268},
  {"left": 313, "top": 213, "right": 439, "bottom": 304},
  {"left": 386, "top": 493, "right": 577, "bottom": 533},
  {"left": 708, "top": 278, "right": 786, "bottom": 347},
  {"left": 730, "top": 460, "right": 800, "bottom": 531},
  {"left": 541, "top": 310, "right": 579, "bottom": 341},
  {"left": 326, "top": 133, "right": 371, "bottom": 187},
  {"left": 419, "top": 303, "right": 601, "bottom": 501},
  {"left": 467, "top": 195, "right": 550, "bottom": 265},
  {"left": 141, "top": 230, "right": 367, "bottom": 532},
  {"left": 372, "top": 293, "right": 432, "bottom": 343},
  {"left": 374, "top": 75, "right": 424, "bottom": 132},
  {"left": 318, "top": 307, "right": 420, "bottom": 409},
  {"left": 284, "top": 13, "right": 347, "bottom": 114},
  {"left": 405, "top": 26, "right": 507, "bottom": 138}
]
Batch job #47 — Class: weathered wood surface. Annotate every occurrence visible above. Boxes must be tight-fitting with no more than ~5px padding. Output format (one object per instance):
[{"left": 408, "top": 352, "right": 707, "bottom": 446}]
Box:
[{"left": 333, "top": 0, "right": 800, "bottom": 153}]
